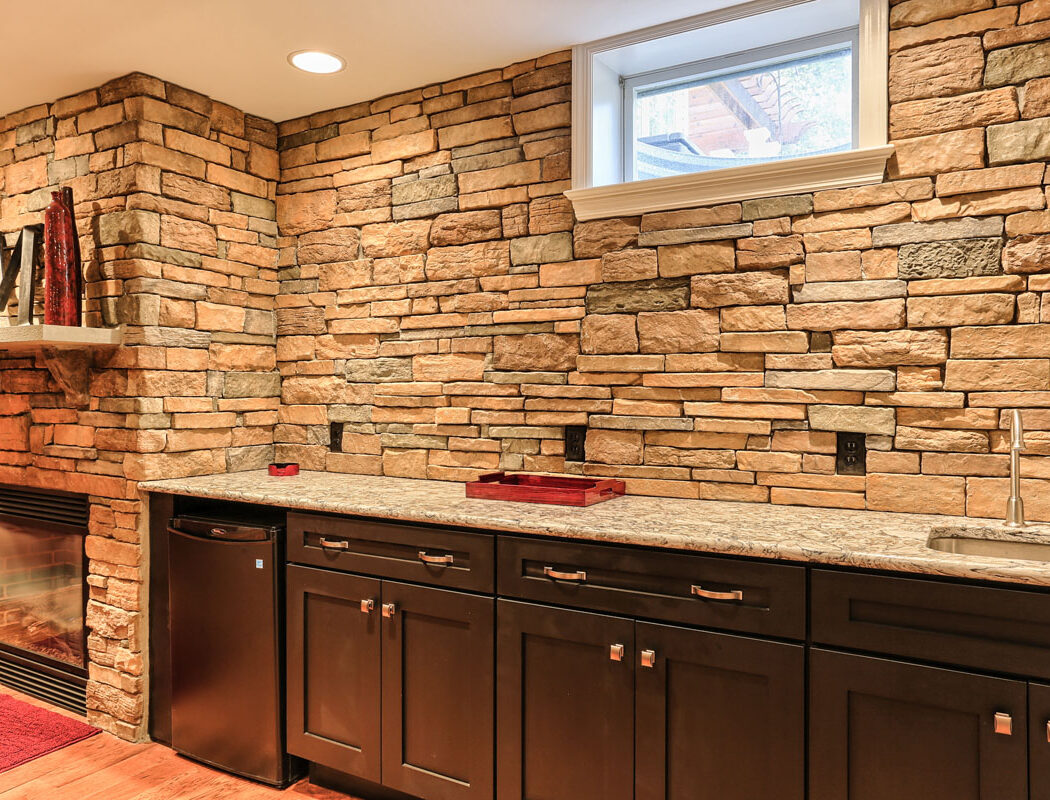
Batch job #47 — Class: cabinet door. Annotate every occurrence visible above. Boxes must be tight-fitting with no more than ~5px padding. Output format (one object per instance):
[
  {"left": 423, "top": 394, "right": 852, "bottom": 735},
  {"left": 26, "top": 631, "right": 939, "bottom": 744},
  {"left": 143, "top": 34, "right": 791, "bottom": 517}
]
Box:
[
  {"left": 380, "top": 581, "right": 494, "bottom": 800},
  {"left": 286, "top": 565, "right": 382, "bottom": 782},
  {"left": 1031, "top": 683, "right": 1050, "bottom": 800},
  {"left": 810, "top": 649, "right": 1028, "bottom": 800},
  {"left": 635, "top": 622, "right": 804, "bottom": 800},
  {"left": 496, "top": 599, "right": 634, "bottom": 800}
]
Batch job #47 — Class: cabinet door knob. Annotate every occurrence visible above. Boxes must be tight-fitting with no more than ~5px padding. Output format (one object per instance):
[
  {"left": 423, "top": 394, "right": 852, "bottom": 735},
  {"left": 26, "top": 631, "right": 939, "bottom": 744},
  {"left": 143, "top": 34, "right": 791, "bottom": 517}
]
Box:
[
  {"left": 609, "top": 644, "right": 624, "bottom": 662},
  {"left": 640, "top": 649, "right": 657, "bottom": 668},
  {"left": 381, "top": 602, "right": 397, "bottom": 618},
  {"left": 994, "top": 712, "right": 1013, "bottom": 736},
  {"left": 360, "top": 599, "right": 375, "bottom": 614}
]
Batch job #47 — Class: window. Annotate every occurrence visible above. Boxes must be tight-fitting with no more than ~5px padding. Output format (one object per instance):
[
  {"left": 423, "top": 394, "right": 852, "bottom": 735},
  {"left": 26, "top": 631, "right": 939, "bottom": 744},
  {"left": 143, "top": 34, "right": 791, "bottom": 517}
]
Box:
[{"left": 567, "top": 0, "right": 891, "bottom": 221}]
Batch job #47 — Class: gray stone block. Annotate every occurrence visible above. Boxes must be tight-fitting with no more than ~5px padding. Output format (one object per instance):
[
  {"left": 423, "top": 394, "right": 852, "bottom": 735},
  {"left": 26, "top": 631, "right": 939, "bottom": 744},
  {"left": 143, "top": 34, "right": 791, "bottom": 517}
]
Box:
[
  {"left": 898, "top": 238, "right": 1003, "bottom": 279},
  {"left": 872, "top": 216, "right": 1004, "bottom": 247},
  {"left": 586, "top": 278, "right": 690, "bottom": 314}
]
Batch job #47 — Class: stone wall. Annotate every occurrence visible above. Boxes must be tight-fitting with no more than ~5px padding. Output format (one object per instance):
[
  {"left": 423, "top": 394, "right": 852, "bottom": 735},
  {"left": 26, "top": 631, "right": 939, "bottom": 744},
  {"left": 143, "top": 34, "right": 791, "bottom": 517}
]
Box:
[
  {"left": 273, "top": 2, "right": 1050, "bottom": 521},
  {"left": 0, "top": 75, "right": 279, "bottom": 737}
]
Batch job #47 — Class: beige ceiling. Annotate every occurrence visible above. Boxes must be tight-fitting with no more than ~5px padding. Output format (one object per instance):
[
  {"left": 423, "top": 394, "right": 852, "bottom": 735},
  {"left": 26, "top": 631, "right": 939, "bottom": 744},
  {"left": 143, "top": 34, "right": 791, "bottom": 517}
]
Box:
[{"left": 0, "top": 0, "right": 753, "bottom": 123}]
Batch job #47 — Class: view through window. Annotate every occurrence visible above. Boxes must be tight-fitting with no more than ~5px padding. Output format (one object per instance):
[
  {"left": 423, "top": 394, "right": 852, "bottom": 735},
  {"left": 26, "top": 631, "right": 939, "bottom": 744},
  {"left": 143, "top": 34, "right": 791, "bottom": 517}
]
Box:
[{"left": 630, "top": 45, "right": 854, "bottom": 181}]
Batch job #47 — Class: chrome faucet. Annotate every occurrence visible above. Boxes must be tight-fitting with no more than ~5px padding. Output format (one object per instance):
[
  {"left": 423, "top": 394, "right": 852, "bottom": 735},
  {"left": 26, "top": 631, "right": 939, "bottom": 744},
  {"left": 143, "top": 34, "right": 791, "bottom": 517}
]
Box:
[{"left": 1006, "top": 409, "right": 1026, "bottom": 528}]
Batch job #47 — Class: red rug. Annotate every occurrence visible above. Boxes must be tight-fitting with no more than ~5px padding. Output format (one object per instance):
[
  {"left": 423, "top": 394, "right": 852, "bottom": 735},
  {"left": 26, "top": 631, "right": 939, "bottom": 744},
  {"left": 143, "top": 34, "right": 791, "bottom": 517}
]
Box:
[{"left": 0, "top": 693, "right": 100, "bottom": 773}]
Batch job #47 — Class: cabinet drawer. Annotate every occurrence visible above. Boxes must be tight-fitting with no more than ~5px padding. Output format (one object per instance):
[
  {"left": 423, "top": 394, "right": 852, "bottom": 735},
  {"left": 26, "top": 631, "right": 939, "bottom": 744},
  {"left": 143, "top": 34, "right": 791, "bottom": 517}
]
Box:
[
  {"left": 288, "top": 512, "right": 494, "bottom": 592},
  {"left": 812, "top": 570, "right": 1050, "bottom": 679},
  {"left": 498, "top": 536, "right": 805, "bottom": 639}
]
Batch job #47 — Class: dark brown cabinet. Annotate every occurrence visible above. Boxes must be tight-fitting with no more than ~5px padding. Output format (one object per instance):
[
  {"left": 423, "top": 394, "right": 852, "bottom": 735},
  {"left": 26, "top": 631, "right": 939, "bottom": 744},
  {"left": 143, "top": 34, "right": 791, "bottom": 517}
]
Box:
[
  {"left": 809, "top": 648, "right": 1028, "bottom": 800},
  {"left": 286, "top": 564, "right": 382, "bottom": 782},
  {"left": 286, "top": 565, "right": 494, "bottom": 800},
  {"left": 382, "top": 581, "right": 494, "bottom": 800},
  {"left": 496, "top": 600, "right": 635, "bottom": 800},
  {"left": 496, "top": 600, "right": 805, "bottom": 800},
  {"left": 635, "top": 622, "right": 804, "bottom": 800}
]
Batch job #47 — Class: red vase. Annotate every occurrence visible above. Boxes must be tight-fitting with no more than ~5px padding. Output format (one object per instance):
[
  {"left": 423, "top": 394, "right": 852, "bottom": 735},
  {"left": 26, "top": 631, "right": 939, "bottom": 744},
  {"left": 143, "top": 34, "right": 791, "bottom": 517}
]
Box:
[{"left": 43, "top": 189, "right": 82, "bottom": 326}]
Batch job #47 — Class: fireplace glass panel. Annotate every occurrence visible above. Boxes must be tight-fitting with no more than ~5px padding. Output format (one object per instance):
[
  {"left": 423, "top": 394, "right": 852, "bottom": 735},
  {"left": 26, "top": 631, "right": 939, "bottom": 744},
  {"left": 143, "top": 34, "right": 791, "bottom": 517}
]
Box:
[{"left": 0, "top": 516, "right": 85, "bottom": 668}]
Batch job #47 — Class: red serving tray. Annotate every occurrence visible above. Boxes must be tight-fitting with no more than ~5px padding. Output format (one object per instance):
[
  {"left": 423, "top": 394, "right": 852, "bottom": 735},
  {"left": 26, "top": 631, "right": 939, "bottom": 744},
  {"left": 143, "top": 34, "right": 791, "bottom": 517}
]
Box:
[{"left": 465, "top": 472, "right": 625, "bottom": 506}]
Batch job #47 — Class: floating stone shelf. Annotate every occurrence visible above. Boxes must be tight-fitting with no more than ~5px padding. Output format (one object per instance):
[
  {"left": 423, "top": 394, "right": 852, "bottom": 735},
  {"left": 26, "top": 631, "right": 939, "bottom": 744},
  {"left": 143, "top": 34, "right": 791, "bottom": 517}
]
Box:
[
  {"left": 0, "top": 324, "right": 122, "bottom": 350},
  {"left": 0, "top": 325, "right": 122, "bottom": 406}
]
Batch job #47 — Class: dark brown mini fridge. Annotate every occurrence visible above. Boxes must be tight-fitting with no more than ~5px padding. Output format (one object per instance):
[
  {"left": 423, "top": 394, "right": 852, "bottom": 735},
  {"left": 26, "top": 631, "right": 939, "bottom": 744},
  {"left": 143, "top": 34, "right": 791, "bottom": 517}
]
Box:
[{"left": 168, "top": 514, "right": 301, "bottom": 787}]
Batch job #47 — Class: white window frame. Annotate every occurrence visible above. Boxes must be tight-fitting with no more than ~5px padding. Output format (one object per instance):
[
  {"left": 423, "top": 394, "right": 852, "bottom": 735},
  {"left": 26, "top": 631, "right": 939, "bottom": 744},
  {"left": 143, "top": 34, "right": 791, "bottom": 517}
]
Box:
[{"left": 566, "top": 0, "right": 892, "bottom": 221}]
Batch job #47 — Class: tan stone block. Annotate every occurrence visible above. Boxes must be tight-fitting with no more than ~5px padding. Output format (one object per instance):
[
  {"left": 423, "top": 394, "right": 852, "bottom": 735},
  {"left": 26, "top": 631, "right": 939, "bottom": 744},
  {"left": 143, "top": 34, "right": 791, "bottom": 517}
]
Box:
[
  {"left": 160, "top": 215, "right": 217, "bottom": 255},
  {"left": 691, "top": 271, "right": 789, "bottom": 308},
  {"left": 720, "top": 305, "right": 785, "bottom": 331},
  {"left": 889, "top": 7, "right": 1018, "bottom": 52},
  {"left": 944, "top": 358, "right": 1050, "bottom": 390},
  {"left": 696, "top": 482, "right": 769, "bottom": 503},
  {"left": 867, "top": 451, "right": 920, "bottom": 473},
  {"left": 684, "top": 402, "right": 806, "bottom": 420},
  {"left": 574, "top": 219, "right": 639, "bottom": 258},
  {"left": 425, "top": 240, "right": 509, "bottom": 280},
  {"left": 908, "top": 275, "right": 1025, "bottom": 296},
  {"left": 805, "top": 251, "right": 862, "bottom": 282},
  {"left": 636, "top": 310, "right": 719, "bottom": 354},
  {"left": 1004, "top": 234, "right": 1050, "bottom": 274},
  {"left": 602, "top": 249, "right": 657, "bottom": 282},
  {"left": 720, "top": 332, "right": 809, "bottom": 353},
  {"left": 912, "top": 187, "right": 1045, "bottom": 221},
  {"left": 581, "top": 315, "right": 638, "bottom": 354},
  {"left": 429, "top": 210, "right": 501, "bottom": 246},
  {"left": 907, "top": 294, "right": 1014, "bottom": 327},
  {"left": 412, "top": 353, "right": 486, "bottom": 381},
  {"left": 898, "top": 407, "right": 999, "bottom": 430},
  {"left": 936, "top": 163, "right": 1045, "bottom": 197},
  {"left": 640, "top": 204, "right": 741, "bottom": 232},
  {"left": 832, "top": 329, "right": 947, "bottom": 367},
  {"left": 586, "top": 429, "right": 643, "bottom": 464},
  {"left": 786, "top": 299, "right": 905, "bottom": 331},
  {"left": 736, "top": 235, "right": 804, "bottom": 269},
  {"left": 457, "top": 160, "right": 541, "bottom": 194},
  {"left": 737, "top": 451, "right": 801, "bottom": 473},
  {"left": 360, "top": 219, "right": 431, "bottom": 257},
  {"left": 952, "top": 323, "right": 1050, "bottom": 359},
  {"left": 577, "top": 354, "right": 664, "bottom": 372},
  {"left": 889, "top": 37, "right": 984, "bottom": 103},
  {"left": 657, "top": 242, "right": 735, "bottom": 277},
  {"left": 888, "top": 128, "right": 986, "bottom": 179},
  {"left": 866, "top": 473, "right": 965, "bottom": 515},
  {"left": 1022, "top": 77, "right": 1050, "bottom": 118},
  {"left": 371, "top": 129, "right": 437, "bottom": 163},
  {"left": 276, "top": 190, "right": 336, "bottom": 236},
  {"left": 493, "top": 334, "right": 579, "bottom": 371},
  {"left": 3, "top": 156, "right": 46, "bottom": 195},
  {"left": 793, "top": 204, "right": 911, "bottom": 234},
  {"left": 890, "top": 88, "right": 1018, "bottom": 140},
  {"left": 529, "top": 195, "right": 575, "bottom": 234}
]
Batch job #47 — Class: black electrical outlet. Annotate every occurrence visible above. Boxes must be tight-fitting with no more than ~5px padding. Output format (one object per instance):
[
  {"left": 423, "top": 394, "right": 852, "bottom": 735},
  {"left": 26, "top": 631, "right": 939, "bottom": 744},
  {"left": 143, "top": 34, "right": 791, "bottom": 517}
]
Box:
[
  {"left": 565, "top": 425, "right": 587, "bottom": 462},
  {"left": 329, "top": 422, "right": 345, "bottom": 452},
  {"left": 836, "top": 432, "right": 866, "bottom": 475}
]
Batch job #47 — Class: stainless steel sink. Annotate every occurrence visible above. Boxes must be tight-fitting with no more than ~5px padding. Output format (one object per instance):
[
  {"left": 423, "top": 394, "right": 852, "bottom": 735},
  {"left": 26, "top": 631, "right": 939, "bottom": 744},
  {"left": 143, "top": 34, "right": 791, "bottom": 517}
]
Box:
[{"left": 927, "top": 530, "right": 1050, "bottom": 562}]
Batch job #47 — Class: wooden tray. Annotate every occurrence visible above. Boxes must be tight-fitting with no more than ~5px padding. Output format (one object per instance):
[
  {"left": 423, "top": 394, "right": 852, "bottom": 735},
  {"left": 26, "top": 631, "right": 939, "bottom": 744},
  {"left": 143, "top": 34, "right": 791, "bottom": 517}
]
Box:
[{"left": 465, "top": 472, "right": 626, "bottom": 507}]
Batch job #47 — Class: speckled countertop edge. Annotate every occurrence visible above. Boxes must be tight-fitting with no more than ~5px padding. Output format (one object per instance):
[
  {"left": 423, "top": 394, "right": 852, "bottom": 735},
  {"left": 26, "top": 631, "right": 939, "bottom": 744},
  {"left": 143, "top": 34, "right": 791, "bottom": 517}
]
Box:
[{"left": 141, "top": 470, "right": 1050, "bottom": 588}]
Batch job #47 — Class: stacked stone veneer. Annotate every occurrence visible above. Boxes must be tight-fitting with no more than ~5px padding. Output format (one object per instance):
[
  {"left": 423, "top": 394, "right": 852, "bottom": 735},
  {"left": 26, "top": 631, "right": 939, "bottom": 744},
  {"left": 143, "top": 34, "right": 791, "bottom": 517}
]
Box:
[
  {"left": 0, "top": 74, "right": 279, "bottom": 738},
  {"left": 273, "top": 2, "right": 1050, "bottom": 522},
  {"left": 6, "top": 0, "right": 1050, "bottom": 740}
]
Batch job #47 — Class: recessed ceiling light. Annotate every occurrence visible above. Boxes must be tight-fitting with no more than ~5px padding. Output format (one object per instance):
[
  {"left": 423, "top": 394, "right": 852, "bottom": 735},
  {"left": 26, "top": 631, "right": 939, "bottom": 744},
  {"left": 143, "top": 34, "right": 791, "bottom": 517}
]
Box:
[{"left": 288, "top": 50, "right": 346, "bottom": 74}]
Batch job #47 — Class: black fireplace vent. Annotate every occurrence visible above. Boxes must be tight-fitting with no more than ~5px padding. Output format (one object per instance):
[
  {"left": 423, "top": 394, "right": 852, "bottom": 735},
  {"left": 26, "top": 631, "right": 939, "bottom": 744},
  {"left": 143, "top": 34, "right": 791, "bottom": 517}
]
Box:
[{"left": 0, "top": 484, "right": 89, "bottom": 528}]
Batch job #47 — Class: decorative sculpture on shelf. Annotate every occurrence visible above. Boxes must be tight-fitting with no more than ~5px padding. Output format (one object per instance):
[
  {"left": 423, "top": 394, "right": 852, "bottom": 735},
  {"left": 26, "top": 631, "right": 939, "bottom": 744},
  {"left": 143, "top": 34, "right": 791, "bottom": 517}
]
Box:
[{"left": 42, "top": 187, "right": 83, "bottom": 326}]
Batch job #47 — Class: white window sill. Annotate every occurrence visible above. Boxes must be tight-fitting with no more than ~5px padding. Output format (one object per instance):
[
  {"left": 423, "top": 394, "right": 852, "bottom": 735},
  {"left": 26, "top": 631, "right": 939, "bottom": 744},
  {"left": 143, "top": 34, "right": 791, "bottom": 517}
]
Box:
[{"left": 564, "top": 144, "right": 895, "bottom": 222}]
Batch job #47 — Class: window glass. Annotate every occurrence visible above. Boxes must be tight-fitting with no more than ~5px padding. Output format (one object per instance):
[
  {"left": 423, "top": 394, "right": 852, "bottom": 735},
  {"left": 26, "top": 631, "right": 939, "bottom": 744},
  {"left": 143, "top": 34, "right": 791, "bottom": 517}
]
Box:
[{"left": 631, "top": 45, "right": 853, "bottom": 181}]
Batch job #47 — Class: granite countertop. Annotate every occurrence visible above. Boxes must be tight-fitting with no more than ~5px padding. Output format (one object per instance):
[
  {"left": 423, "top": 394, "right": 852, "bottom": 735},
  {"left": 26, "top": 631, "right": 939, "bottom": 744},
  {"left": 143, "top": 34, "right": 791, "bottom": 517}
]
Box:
[{"left": 141, "top": 470, "right": 1050, "bottom": 588}]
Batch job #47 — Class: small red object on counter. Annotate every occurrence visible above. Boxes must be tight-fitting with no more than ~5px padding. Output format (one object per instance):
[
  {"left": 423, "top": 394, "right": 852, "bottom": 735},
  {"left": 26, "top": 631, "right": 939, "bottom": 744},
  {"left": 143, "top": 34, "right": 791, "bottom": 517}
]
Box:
[
  {"left": 465, "top": 472, "right": 625, "bottom": 506},
  {"left": 268, "top": 463, "right": 300, "bottom": 477}
]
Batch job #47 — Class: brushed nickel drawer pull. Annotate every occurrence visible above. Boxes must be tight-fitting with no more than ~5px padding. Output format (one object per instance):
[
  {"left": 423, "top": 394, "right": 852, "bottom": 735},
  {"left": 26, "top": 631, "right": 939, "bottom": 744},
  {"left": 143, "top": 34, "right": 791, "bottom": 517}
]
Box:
[
  {"left": 382, "top": 602, "right": 397, "bottom": 618},
  {"left": 419, "top": 551, "right": 454, "bottom": 566},
  {"left": 319, "top": 536, "right": 349, "bottom": 551},
  {"left": 544, "top": 566, "right": 587, "bottom": 582},
  {"left": 610, "top": 644, "right": 624, "bottom": 662},
  {"left": 640, "top": 649, "right": 657, "bottom": 669},
  {"left": 691, "top": 584, "right": 744, "bottom": 602},
  {"left": 994, "top": 712, "right": 1013, "bottom": 736},
  {"left": 360, "top": 599, "right": 375, "bottom": 614}
]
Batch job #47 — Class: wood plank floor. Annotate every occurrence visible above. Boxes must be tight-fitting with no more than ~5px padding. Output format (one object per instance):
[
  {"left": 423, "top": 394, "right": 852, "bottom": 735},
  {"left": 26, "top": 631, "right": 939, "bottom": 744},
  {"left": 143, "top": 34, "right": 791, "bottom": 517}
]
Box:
[{"left": 0, "top": 690, "right": 357, "bottom": 800}]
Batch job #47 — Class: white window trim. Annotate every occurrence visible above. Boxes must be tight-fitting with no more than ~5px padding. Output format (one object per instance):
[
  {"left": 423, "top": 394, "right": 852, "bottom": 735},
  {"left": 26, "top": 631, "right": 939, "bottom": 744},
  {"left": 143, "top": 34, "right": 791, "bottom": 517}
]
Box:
[{"left": 566, "top": 0, "right": 892, "bottom": 221}]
